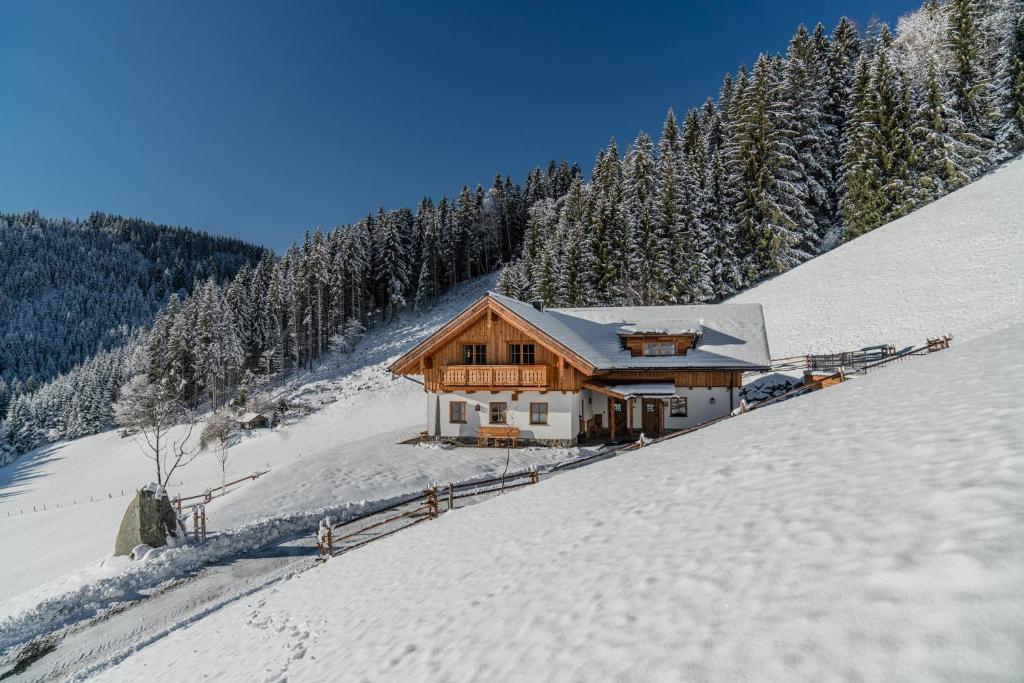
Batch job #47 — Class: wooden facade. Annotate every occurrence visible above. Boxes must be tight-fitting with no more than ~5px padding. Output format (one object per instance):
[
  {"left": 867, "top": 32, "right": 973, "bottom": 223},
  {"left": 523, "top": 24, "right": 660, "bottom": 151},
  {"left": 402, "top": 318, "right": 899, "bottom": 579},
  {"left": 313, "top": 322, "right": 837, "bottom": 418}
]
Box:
[
  {"left": 594, "top": 369, "right": 742, "bottom": 389},
  {"left": 421, "top": 313, "right": 585, "bottom": 392},
  {"left": 620, "top": 333, "right": 697, "bottom": 357}
]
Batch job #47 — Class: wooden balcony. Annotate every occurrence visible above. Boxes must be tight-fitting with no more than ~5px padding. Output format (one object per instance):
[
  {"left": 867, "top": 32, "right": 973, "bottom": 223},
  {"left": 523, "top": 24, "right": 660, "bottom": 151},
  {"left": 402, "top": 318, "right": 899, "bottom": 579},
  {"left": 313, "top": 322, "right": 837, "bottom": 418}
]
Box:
[{"left": 441, "top": 364, "right": 549, "bottom": 388}]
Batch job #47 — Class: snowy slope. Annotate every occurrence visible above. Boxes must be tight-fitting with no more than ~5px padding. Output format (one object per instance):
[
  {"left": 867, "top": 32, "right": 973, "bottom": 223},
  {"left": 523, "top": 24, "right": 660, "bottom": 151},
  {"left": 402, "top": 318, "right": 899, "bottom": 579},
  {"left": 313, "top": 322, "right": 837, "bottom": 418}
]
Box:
[
  {"left": 732, "top": 156, "right": 1024, "bottom": 357},
  {"left": 92, "top": 321, "right": 1024, "bottom": 682}
]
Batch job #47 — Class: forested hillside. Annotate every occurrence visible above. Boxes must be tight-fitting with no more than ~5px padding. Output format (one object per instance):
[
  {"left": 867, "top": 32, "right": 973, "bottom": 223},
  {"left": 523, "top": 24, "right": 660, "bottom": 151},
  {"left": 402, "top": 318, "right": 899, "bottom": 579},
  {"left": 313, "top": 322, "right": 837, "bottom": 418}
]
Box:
[
  {"left": 0, "top": 211, "right": 266, "bottom": 389},
  {"left": 2, "top": 0, "right": 1022, "bottom": 461},
  {"left": 498, "top": 0, "right": 1024, "bottom": 305}
]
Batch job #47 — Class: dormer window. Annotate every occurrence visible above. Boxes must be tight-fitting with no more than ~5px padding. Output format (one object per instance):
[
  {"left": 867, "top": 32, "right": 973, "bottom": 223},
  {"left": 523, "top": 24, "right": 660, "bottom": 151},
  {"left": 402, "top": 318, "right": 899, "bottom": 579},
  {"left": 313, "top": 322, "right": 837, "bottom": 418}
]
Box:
[{"left": 643, "top": 341, "right": 676, "bottom": 357}]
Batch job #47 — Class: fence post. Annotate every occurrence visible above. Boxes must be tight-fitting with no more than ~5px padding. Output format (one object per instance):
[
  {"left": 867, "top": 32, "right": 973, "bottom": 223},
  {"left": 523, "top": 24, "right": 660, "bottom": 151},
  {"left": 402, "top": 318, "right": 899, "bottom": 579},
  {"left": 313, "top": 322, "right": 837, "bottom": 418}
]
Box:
[
  {"left": 530, "top": 468, "right": 539, "bottom": 485},
  {"left": 426, "top": 486, "right": 438, "bottom": 519},
  {"left": 193, "top": 508, "right": 199, "bottom": 542},
  {"left": 447, "top": 482, "right": 454, "bottom": 511},
  {"left": 327, "top": 525, "right": 333, "bottom": 556}
]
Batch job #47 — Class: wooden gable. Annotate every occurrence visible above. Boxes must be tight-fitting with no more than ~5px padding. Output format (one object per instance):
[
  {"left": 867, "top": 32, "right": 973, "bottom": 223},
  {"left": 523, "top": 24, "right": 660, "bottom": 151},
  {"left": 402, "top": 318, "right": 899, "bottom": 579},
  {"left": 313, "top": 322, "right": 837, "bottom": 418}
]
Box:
[{"left": 387, "top": 294, "right": 596, "bottom": 379}]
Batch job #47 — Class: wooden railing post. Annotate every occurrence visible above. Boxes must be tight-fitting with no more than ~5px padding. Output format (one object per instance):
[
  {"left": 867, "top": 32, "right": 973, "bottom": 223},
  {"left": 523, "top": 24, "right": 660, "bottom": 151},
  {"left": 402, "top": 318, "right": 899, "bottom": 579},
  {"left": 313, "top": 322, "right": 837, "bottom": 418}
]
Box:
[
  {"left": 447, "top": 482, "right": 454, "bottom": 510},
  {"left": 425, "top": 486, "right": 438, "bottom": 518}
]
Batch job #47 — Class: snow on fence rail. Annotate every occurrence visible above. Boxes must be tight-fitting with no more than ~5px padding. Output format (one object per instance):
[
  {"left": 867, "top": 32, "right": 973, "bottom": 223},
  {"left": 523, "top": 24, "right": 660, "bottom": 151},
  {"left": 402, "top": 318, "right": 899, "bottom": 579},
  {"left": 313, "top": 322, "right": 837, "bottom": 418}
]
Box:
[
  {"left": 315, "top": 469, "right": 541, "bottom": 559},
  {"left": 172, "top": 470, "right": 269, "bottom": 513}
]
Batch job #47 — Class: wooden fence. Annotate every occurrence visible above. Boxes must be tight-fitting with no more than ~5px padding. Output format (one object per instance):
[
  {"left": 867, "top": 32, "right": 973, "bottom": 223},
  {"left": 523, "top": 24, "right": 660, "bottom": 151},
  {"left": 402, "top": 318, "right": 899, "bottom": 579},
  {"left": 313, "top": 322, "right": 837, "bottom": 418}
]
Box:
[
  {"left": 173, "top": 470, "right": 268, "bottom": 513},
  {"left": 315, "top": 469, "right": 540, "bottom": 559},
  {"left": 771, "top": 336, "right": 951, "bottom": 375}
]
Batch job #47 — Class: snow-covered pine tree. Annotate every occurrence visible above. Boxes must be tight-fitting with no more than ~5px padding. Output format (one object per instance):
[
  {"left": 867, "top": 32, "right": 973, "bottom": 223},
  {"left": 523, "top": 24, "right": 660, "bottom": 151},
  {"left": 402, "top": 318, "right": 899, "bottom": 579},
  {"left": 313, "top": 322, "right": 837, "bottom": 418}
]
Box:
[
  {"left": 496, "top": 259, "right": 531, "bottom": 300},
  {"left": 840, "top": 55, "right": 883, "bottom": 239},
  {"left": 587, "top": 140, "right": 629, "bottom": 304},
  {"left": 376, "top": 211, "right": 409, "bottom": 319},
  {"left": 701, "top": 99, "right": 740, "bottom": 299},
  {"left": 623, "top": 131, "right": 658, "bottom": 305},
  {"left": 827, "top": 17, "right": 863, "bottom": 217},
  {"left": 947, "top": 0, "right": 996, "bottom": 137},
  {"left": 554, "top": 177, "right": 596, "bottom": 307},
  {"left": 783, "top": 24, "right": 835, "bottom": 253},
  {"left": 869, "top": 44, "right": 918, "bottom": 226},
  {"left": 653, "top": 110, "right": 687, "bottom": 302},
  {"left": 1003, "top": 7, "right": 1024, "bottom": 150},
  {"left": 911, "top": 58, "right": 988, "bottom": 201},
  {"left": 732, "top": 54, "right": 808, "bottom": 282},
  {"left": 526, "top": 199, "right": 560, "bottom": 304}
]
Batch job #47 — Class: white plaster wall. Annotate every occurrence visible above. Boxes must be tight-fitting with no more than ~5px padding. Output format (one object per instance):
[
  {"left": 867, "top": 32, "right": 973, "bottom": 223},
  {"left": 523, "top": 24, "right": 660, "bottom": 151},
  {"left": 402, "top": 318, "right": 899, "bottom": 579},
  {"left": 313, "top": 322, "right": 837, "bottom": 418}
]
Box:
[
  {"left": 428, "top": 391, "right": 579, "bottom": 442},
  {"left": 662, "top": 386, "right": 735, "bottom": 431}
]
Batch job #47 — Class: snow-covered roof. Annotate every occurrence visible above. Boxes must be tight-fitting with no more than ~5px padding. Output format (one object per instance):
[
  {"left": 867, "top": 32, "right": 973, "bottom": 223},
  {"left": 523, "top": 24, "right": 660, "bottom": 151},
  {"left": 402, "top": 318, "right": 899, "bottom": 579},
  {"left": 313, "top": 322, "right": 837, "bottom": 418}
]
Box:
[
  {"left": 238, "top": 412, "right": 264, "bottom": 422},
  {"left": 604, "top": 383, "right": 677, "bottom": 398},
  {"left": 617, "top": 324, "right": 701, "bottom": 336},
  {"left": 489, "top": 291, "right": 771, "bottom": 371}
]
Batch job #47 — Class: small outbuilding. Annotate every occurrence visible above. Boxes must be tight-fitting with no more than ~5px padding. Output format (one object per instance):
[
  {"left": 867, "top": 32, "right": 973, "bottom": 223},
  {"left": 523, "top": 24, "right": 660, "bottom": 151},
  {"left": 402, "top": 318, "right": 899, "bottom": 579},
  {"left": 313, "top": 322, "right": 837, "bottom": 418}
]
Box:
[{"left": 238, "top": 412, "right": 270, "bottom": 430}]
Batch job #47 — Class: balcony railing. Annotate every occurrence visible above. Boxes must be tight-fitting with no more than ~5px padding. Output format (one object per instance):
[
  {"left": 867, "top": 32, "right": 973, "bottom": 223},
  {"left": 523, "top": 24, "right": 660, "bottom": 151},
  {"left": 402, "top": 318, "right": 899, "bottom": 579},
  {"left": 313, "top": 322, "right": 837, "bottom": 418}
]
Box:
[{"left": 441, "top": 364, "right": 548, "bottom": 388}]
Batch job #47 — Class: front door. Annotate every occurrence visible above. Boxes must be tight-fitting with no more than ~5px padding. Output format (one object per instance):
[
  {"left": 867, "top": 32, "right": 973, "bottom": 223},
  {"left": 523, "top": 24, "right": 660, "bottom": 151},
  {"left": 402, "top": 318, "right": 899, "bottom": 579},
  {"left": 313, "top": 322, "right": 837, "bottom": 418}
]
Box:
[{"left": 641, "top": 398, "right": 663, "bottom": 436}]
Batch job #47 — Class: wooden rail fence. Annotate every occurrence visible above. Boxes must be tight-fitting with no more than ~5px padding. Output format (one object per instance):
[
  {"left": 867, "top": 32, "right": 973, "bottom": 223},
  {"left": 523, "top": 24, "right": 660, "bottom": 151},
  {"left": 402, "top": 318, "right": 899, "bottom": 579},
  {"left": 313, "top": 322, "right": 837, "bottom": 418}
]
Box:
[
  {"left": 315, "top": 468, "right": 540, "bottom": 559},
  {"left": 173, "top": 470, "right": 268, "bottom": 513}
]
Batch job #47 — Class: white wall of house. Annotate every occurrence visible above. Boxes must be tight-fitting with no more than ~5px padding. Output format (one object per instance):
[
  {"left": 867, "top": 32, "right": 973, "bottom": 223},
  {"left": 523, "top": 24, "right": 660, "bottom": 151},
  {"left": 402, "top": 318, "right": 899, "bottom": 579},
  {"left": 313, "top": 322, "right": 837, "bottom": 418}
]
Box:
[
  {"left": 427, "top": 391, "right": 580, "bottom": 442},
  {"left": 661, "top": 386, "right": 735, "bottom": 431}
]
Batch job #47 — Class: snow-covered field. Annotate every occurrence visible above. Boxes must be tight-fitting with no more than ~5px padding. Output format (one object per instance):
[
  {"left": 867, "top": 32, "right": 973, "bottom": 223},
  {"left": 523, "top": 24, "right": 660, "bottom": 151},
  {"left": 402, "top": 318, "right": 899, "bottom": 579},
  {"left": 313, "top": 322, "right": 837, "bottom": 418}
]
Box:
[
  {"left": 0, "top": 275, "right": 592, "bottom": 618},
  {"left": 732, "top": 155, "right": 1024, "bottom": 356},
  {"left": 91, "top": 320, "right": 1024, "bottom": 682}
]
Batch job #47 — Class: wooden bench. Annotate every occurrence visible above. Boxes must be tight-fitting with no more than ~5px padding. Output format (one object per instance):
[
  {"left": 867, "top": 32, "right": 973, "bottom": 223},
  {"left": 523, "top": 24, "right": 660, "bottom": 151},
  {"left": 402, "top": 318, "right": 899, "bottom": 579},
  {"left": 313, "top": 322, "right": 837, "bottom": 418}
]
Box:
[{"left": 477, "top": 425, "right": 520, "bottom": 448}]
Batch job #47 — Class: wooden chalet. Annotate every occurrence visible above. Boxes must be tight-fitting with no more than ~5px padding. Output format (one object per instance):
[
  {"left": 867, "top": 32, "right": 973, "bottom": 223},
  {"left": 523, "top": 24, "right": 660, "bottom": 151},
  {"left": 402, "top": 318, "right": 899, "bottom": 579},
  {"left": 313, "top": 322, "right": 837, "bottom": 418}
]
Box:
[{"left": 388, "top": 292, "right": 771, "bottom": 446}]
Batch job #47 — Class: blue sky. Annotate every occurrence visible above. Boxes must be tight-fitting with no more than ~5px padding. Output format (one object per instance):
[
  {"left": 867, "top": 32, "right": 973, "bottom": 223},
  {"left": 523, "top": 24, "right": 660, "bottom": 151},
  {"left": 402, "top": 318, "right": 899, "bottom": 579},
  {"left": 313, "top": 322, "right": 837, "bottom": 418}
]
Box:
[{"left": 0, "top": 1, "right": 920, "bottom": 252}]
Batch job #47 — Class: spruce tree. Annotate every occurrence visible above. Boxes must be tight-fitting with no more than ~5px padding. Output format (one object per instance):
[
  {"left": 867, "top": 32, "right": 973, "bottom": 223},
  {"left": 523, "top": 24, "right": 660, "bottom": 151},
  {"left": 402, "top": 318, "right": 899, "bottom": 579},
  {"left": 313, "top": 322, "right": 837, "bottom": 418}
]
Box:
[
  {"left": 653, "top": 111, "right": 686, "bottom": 302},
  {"left": 947, "top": 0, "right": 994, "bottom": 135},
  {"left": 1007, "top": 11, "right": 1024, "bottom": 149},
  {"left": 554, "top": 177, "right": 596, "bottom": 307},
  {"left": 623, "top": 131, "right": 658, "bottom": 305},
  {"left": 732, "top": 54, "right": 808, "bottom": 281},
  {"left": 911, "top": 58, "right": 987, "bottom": 201},
  {"left": 840, "top": 55, "right": 882, "bottom": 239},
  {"left": 784, "top": 24, "right": 834, "bottom": 252},
  {"left": 870, "top": 45, "right": 917, "bottom": 225}
]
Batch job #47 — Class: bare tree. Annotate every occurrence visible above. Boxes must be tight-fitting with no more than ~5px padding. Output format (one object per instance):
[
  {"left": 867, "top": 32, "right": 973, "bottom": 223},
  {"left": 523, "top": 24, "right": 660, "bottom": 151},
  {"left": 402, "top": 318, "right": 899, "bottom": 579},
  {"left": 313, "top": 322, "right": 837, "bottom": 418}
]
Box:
[
  {"left": 200, "top": 412, "right": 239, "bottom": 494},
  {"left": 114, "top": 374, "right": 200, "bottom": 486}
]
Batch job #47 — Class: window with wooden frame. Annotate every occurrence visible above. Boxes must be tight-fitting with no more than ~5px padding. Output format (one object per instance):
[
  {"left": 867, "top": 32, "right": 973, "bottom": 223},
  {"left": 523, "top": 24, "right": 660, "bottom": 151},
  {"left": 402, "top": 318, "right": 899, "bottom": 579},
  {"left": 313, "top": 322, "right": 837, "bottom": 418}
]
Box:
[
  {"left": 529, "top": 402, "right": 548, "bottom": 425},
  {"left": 643, "top": 341, "right": 676, "bottom": 356},
  {"left": 449, "top": 401, "right": 467, "bottom": 423},
  {"left": 489, "top": 402, "right": 508, "bottom": 424},
  {"left": 670, "top": 396, "right": 688, "bottom": 417},
  {"left": 508, "top": 343, "right": 536, "bottom": 365},
  {"left": 462, "top": 343, "right": 487, "bottom": 365}
]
